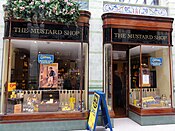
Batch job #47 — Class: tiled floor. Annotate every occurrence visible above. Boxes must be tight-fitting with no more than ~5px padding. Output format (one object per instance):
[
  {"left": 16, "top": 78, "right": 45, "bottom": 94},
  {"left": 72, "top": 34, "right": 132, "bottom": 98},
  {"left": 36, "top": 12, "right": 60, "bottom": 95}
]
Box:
[{"left": 75, "top": 118, "right": 175, "bottom": 131}]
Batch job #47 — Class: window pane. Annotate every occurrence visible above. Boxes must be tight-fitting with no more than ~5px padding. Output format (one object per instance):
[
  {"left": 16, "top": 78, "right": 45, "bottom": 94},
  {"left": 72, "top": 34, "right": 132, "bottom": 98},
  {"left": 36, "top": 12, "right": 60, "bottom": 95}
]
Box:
[
  {"left": 1, "top": 39, "right": 10, "bottom": 114},
  {"left": 129, "top": 45, "right": 141, "bottom": 108},
  {"left": 104, "top": 44, "right": 112, "bottom": 110},
  {"left": 7, "top": 40, "right": 86, "bottom": 114},
  {"left": 83, "top": 43, "right": 88, "bottom": 110},
  {"left": 141, "top": 45, "right": 171, "bottom": 108}
]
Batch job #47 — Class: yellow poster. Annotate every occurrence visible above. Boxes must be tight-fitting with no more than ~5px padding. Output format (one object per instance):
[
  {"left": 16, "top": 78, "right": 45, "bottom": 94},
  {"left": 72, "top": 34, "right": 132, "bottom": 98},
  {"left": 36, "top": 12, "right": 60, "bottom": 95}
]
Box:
[
  {"left": 8, "top": 82, "right": 16, "bottom": 91},
  {"left": 88, "top": 93, "right": 100, "bottom": 130}
]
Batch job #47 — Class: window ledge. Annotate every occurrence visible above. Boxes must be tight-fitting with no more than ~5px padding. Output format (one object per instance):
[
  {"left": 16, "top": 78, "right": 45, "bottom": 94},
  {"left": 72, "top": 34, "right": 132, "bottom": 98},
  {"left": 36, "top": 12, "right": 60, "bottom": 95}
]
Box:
[{"left": 0, "top": 111, "right": 88, "bottom": 123}]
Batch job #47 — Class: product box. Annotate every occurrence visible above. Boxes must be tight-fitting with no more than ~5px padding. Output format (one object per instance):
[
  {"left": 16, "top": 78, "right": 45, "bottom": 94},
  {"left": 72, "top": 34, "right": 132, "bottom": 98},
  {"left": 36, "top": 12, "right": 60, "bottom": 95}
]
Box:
[{"left": 14, "top": 104, "right": 22, "bottom": 113}]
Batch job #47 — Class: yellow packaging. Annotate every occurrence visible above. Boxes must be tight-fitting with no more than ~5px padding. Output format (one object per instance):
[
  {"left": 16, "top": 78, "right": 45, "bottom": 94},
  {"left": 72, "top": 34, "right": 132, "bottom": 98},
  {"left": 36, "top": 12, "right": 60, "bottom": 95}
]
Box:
[
  {"left": 133, "top": 99, "right": 138, "bottom": 106},
  {"left": 69, "top": 96, "right": 76, "bottom": 110}
]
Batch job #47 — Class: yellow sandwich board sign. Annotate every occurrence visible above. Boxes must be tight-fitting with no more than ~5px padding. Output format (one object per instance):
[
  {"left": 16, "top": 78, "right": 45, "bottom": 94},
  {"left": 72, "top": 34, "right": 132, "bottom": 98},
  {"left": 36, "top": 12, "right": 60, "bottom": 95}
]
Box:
[
  {"left": 87, "top": 91, "right": 113, "bottom": 131},
  {"left": 88, "top": 93, "right": 100, "bottom": 130}
]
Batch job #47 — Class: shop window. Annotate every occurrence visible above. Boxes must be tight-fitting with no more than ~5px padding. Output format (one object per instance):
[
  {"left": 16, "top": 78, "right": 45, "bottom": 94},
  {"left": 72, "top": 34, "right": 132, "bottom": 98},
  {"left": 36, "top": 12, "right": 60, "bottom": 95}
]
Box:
[
  {"left": 129, "top": 45, "right": 171, "bottom": 108},
  {"left": 129, "top": 45, "right": 141, "bottom": 108},
  {"left": 141, "top": 45, "right": 171, "bottom": 108},
  {"left": 5, "top": 40, "right": 88, "bottom": 114},
  {"left": 104, "top": 44, "right": 112, "bottom": 110}
]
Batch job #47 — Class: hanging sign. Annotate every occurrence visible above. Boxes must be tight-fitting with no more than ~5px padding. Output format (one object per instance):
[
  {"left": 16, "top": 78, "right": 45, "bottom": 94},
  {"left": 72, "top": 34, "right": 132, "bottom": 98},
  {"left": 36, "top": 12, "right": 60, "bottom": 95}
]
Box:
[
  {"left": 150, "top": 57, "right": 163, "bottom": 66},
  {"left": 87, "top": 91, "right": 113, "bottom": 131},
  {"left": 38, "top": 54, "right": 54, "bottom": 64}
]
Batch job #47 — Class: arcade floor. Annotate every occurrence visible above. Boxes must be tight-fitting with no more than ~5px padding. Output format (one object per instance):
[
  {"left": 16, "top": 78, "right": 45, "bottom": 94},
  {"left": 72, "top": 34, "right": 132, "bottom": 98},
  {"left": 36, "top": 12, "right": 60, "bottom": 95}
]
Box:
[{"left": 75, "top": 118, "right": 175, "bottom": 131}]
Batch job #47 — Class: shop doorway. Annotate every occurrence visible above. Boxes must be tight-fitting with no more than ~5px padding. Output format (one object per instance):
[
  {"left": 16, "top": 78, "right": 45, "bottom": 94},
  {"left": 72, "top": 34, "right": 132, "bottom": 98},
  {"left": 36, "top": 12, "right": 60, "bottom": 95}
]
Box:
[{"left": 112, "top": 45, "right": 129, "bottom": 118}]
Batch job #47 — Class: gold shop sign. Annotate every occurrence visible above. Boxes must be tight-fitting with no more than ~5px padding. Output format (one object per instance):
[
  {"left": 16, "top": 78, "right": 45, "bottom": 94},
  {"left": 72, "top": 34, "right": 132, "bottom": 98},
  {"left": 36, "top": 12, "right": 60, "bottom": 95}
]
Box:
[{"left": 104, "top": 28, "right": 169, "bottom": 44}]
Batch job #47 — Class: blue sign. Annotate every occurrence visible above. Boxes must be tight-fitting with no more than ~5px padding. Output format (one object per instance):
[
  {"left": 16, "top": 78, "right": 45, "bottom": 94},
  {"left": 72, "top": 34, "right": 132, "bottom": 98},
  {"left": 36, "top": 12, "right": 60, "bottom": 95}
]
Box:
[
  {"left": 38, "top": 54, "right": 54, "bottom": 64},
  {"left": 87, "top": 91, "right": 113, "bottom": 131},
  {"left": 150, "top": 57, "right": 163, "bottom": 66}
]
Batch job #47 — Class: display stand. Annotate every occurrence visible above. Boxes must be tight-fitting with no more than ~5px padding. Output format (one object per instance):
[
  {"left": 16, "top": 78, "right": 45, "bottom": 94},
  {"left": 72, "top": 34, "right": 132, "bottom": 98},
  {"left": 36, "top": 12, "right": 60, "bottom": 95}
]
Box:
[{"left": 87, "top": 91, "right": 113, "bottom": 131}]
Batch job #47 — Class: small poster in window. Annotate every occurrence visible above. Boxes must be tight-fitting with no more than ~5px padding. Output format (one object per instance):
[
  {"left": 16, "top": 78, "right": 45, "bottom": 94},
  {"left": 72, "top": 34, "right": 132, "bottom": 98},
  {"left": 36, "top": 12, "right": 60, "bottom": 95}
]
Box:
[
  {"left": 142, "top": 75, "right": 149, "bottom": 84},
  {"left": 142, "top": 74, "right": 150, "bottom": 87},
  {"left": 8, "top": 82, "right": 16, "bottom": 91},
  {"left": 39, "top": 63, "right": 58, "bottom": 88}
]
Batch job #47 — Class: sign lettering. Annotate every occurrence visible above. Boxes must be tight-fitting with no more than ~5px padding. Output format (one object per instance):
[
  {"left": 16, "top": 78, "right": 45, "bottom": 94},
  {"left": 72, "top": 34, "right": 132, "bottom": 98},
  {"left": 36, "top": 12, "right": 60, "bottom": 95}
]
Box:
[
  {"left": 38, "top": 54, "right": 54, "bottom": 64},
  {"left": 114, "top": 33, "right": 168, "bottom": 41},
  {"left": 88, "top": 93, "right": 100, "bottom": 131},
  {"left": 150, "top": 57, "right": 163, "bottom": 66}
]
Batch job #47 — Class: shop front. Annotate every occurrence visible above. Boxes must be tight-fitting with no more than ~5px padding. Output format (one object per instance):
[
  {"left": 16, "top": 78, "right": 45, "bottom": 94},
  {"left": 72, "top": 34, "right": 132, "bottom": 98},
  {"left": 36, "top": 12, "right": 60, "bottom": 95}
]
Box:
[
  {"left": 102, "top": 13, "right": 175, "bottom": 125},
  {"left": 0, "top": 10, "right": 91, "bottom": 130}
]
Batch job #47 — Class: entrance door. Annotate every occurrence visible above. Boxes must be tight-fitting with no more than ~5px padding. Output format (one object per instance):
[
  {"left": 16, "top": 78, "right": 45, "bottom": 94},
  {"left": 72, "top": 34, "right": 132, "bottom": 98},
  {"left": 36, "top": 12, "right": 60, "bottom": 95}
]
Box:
[{"left": 112, "top": 45, "right": 129, "bottom": 118}]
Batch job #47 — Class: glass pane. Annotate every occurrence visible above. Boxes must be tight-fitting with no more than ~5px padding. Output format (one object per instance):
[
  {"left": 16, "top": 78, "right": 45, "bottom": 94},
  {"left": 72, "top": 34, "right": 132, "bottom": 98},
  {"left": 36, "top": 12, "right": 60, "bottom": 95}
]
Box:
[
  {"left": 1, "top": 39, "right": 10, "bottom": 114},
  {"left": 129, "top": 45, "right": 141, "bottom": 108},
  {"left": 6, "top": 40, "right": 86, "bottom": 114},
  {"left": 104, "top": 44, "right": 112, "bottom": 110},
  {"left": 141, "top": 45, "right": 171, "bottom": 108},
  {"left": 83, "top": 43, "right": 88, "bottom": 110}
]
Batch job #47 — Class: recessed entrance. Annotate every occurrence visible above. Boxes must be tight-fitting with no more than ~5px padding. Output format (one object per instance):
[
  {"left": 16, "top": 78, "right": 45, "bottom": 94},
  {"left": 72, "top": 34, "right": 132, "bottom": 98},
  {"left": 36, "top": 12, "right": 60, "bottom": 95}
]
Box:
[{"left": 112, "top": 44, "right": 133, "bottom": 118}]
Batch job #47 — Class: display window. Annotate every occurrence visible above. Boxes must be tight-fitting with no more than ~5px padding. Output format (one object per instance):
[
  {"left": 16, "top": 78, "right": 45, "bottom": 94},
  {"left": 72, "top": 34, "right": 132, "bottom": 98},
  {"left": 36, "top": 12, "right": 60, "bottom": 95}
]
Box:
[
  {"left": 2, "top": 40, "right": 88, "bottom": 114},
  {"left": 129, "top": 45, "right": 141, "bottom": 108},
  {"left": 129, "top": 45, "right": 172, "bottom": 108},
  {"left": 104, "top": 44, "right": 112, "bottom": 110}
]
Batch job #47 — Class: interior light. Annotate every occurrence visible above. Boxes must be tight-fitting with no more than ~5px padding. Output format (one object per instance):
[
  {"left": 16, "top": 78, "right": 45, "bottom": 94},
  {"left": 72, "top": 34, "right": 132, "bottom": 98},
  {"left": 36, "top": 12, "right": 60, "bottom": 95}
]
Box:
[{"left": 34, "top": 41, "right": 37, "bottom": 43}]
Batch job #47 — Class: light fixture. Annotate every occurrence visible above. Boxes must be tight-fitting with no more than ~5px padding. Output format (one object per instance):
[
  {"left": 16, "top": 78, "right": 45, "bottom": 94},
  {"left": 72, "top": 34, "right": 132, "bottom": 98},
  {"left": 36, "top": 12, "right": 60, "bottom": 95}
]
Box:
[{"left": 34, "top": 41, "right": 37, "bottom": 43}]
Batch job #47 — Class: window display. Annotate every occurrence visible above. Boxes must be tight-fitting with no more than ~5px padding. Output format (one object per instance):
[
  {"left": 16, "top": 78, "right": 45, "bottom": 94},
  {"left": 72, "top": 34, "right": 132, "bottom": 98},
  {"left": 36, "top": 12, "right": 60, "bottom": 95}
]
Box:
[
  {"left": 129, "top": 45, "right": 171, "bottom": 108},
  {"left": 5, "top": 40, "right": 88, "bottom": 114}
]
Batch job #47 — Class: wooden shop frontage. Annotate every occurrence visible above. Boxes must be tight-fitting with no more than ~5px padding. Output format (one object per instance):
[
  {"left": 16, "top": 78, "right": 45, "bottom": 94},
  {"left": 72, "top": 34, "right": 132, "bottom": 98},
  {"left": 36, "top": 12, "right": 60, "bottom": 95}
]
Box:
[
  {"left": 102, "top": 13, "right": 175, "bottom": 125},
  {"left": 0, "top": 10, "right": 91, "bottom": 130}
]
